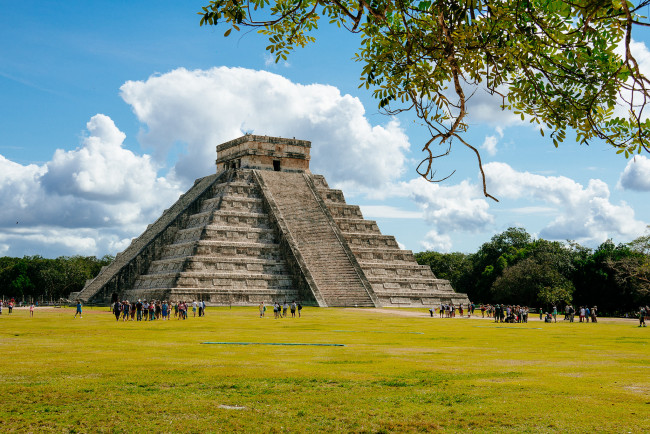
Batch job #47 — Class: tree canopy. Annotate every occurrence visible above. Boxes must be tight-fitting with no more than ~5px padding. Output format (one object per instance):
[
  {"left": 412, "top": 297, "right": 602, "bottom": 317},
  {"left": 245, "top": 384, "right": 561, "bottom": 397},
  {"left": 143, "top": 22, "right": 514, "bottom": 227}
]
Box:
[
  {"left": 415, "top": 227, "right": 650, "bottom": 314},
  {"left": 200, "top": 0, "right": 650, "bottom": 200}
]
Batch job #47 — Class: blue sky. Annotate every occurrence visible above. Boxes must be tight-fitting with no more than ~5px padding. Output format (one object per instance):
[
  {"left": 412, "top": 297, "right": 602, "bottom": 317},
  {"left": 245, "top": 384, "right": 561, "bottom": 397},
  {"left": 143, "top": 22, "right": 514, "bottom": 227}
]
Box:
[{"left": 1, "top": 0, "right": 649, "bottom": 258}]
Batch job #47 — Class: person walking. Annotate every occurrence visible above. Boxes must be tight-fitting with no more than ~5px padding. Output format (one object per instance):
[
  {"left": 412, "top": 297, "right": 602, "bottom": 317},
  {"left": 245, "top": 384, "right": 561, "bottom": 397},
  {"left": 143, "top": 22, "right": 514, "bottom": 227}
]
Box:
[
  {"left": 29, "top": 303, "right": 35, "bottom": 317},
  {"left": 74, "top": 300, "right": 83, "bottom": 318}
]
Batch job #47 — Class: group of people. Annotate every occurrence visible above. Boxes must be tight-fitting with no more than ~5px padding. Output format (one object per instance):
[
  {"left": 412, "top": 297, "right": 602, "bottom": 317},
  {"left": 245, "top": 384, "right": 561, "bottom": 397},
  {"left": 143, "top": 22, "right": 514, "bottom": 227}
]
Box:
[
  {"left": 112, "top": 299, "right": 206, "bottom": 321},
  {"left": 259, "top": 301, "right": 302, "bottom": 318},
  {"left": 426, "top": 302, "right": 609, "bottom": 324},
  {"left": 561, "top": 305, "right": 598, "bottom": 323}
]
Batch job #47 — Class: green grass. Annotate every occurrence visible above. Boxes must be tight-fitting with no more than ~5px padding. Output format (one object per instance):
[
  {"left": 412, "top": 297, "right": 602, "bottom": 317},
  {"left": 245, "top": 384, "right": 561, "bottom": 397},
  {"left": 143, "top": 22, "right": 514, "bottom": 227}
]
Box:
[{"left": 1, "top": 307, "right": 649, "bottom": 432}]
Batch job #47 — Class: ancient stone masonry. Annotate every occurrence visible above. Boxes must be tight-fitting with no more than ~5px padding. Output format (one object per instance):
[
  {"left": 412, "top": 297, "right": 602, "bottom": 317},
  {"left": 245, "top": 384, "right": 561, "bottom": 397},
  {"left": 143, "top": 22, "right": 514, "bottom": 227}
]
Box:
[{"left": 75, "top": 135, "right": 469, "bottom": 307}]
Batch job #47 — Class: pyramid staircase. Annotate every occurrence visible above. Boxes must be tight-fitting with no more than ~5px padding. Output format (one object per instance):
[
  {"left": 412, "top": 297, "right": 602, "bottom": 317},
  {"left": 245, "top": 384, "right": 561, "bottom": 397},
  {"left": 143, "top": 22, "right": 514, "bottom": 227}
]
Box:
[{"left": 312, "top": 175, "right": 467, "bottom": 307}]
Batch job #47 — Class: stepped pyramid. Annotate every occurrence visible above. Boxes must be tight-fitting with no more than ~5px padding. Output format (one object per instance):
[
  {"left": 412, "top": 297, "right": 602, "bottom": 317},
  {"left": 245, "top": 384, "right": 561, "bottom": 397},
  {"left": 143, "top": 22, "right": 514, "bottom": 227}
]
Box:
[{"left": 72, "top": 135, "right": 469, "bottom": 307}]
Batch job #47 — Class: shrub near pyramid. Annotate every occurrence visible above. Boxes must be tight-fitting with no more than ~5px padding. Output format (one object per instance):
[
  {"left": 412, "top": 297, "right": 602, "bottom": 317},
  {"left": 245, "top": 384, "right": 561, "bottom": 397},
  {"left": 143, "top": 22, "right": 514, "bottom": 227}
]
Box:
[{"left": 72, "top": 135, "right": 469, "bottom": 307}]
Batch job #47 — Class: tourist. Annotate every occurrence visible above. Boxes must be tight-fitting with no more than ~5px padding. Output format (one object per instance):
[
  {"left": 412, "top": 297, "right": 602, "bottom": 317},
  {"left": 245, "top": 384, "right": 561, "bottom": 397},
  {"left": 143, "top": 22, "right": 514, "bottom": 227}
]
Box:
[
  {"left": 590, "top": 306, "right": 598, "bottom": 323},
  {"left": 173, "top": 301, "right": 178, "bottom": 318},
  {"left": 113, "top": 301, "right": 122, "bottom": 321},
  {"left": 283, "top": 301, "right": 289, "bottom": 318},
  {"left": 30, "top": 302, "right": 35, "bottom": 317},
  {"left": 429, "top": 306, "right": 434, "bottom": 317},
  {"left": 74, "top": 300, "right": 82, "bottom": 318},
  {"left": 136, "top": 299, "right": 143, "bottom": 321},
  {"left": 639, "top": 306, "right": 647, "bottom": 327},
  {"left": 162, "top": 301, "right": 168, "bottom": 320},
  {"left": 193, "top": 301, "right": 197, "bottom": 317},
  {"left": 585, "top": 306, "right": 591, "bottom": 323},
  {"left": 579, "top": 306, "right": 585, "bottom": 322},
  {"left": 439, "top": 303, "right": 444, "bottom": 318},
  {"left": 8, "top": 300, "right": 13, "bottom": 314},
  {"left": 297, "top": 302, "right": 302, "bottom": 317},
  {"left": 142, "top": 301, "right": 149, "bottom": 321},
  {"left": 259, "top": 302, "right": 265, "bottom": 318},
  {"left": 273, "top": 302, "right": 278, "bottom": 319},
  {"left": 291, "top": 301, "right": 296, "bottom": 318},
  {"left": 552, "top": 306, "right": 557, "bottom": 323},
  {"left": 122, "top": 301, "right": 130, "bottom": 321},
  {"left": 202, "top": 300, "right": 206, "bottom": 316},
  {"left": 0, "top": 300, "right": 3, "bottom": 315}
]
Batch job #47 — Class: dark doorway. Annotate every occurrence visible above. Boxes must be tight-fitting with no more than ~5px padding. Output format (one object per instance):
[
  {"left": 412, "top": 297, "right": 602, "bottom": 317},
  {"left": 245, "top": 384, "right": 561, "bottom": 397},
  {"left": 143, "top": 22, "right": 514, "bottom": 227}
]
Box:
[{"left": 273, "top": 160, "right": 281, "bottom": 171}]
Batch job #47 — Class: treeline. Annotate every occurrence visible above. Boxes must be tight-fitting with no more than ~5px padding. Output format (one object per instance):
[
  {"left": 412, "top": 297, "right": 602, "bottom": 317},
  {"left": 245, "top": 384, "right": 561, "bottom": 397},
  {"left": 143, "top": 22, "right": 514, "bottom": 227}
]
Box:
[
  {"left": 0, "top": 255, "right": 114, "bottom": 302},
  {"left": 415, "top": 227, "right": 650, "bottom": 316}
]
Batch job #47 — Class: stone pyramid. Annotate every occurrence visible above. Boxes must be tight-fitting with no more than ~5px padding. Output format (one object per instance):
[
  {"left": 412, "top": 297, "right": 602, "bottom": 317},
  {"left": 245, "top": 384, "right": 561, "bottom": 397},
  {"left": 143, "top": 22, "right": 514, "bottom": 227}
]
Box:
[{"left": 72, "top": 135, "right": 469, "bottom": 307}]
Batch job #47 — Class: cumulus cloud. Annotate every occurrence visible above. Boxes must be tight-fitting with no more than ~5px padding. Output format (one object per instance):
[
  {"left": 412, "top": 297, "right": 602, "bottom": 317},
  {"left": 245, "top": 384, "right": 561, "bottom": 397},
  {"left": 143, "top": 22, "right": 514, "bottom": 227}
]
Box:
[
  {"left": 405, "top": 178, "right": 494, "bottom": 233},
  {"left": 485, "top": 162, "right": 647, "bottom": 244},
  {"left": 421, "top": 230, "right": 453, "bottom": 252},
  {"left": 120, "top": 67, "right": 411, "bottom": 192},
  {"left": 0, "top": 115, "right": 183, "bottom": 256},
  {"left": 618, "top": 155, "right": 650, "bottom": 191}
]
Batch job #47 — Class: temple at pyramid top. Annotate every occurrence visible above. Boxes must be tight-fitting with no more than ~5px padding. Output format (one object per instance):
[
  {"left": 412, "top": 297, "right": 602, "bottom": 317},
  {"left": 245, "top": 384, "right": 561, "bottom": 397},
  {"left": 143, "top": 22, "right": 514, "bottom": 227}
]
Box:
[
  {"left": 216, "top": 135, "right": 311, "bottom": 173},
  {"left": 72, "top": 135, "right": 469, "bottom": 308}
]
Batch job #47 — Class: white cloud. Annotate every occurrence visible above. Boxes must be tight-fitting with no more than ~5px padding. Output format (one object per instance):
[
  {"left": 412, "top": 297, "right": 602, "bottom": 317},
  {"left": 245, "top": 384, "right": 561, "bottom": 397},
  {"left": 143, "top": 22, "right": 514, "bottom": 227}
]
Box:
[
  {"left": 120, "top": 67, "right": 410, "bottom": 193},
  {"left": 405, "top": 177, "right": 494, "bottom": 233},
  {"left": 0, "top": 115, "right": 183, "bottom": 257},
  {"left": 421, "top": 230, "right": 453, "bottom": 252},
  {"left": 618, "top": 155, "right": 650, "bottom": 191},
  {"left": 485, "top": 162, "right": 647, "bottom": 244},
  {"left": 481, "top": 135, "right": 498, "bottom": 156}
]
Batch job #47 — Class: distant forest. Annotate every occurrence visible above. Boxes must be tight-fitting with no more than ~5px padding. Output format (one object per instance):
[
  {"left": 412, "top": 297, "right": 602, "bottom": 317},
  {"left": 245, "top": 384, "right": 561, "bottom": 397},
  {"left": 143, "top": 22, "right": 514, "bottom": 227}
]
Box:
[
  {"left": 0, "top": 255, "right": 113, "bottom": 303},
  {"left": 1, "top": 227, "right": 649, "bottom": 314},
  {"left": 415, "top": 227, "right": 650, "bottom": 316}
]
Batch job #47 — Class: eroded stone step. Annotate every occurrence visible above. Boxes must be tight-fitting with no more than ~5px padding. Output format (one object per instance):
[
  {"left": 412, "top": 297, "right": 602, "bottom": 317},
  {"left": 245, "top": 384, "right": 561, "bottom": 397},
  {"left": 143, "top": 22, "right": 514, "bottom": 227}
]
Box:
[{"left": 343, "top": 233, "right": 399, "bottom": 248}]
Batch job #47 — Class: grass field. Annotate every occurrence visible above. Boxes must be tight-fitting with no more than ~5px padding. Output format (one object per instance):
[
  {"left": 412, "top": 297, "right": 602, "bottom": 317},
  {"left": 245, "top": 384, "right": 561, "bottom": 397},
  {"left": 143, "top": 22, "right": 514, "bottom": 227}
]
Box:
[{"left": 0, "top": 306, "right": 648, "bottom": 433}]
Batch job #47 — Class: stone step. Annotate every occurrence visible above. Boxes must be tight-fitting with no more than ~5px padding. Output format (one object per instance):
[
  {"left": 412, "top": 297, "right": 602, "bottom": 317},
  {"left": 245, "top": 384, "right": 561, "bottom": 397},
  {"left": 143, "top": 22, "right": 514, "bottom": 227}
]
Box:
[
  {"left": 160, "top": 240, "right": 283, "bottom": 261},
  {"left": 173, "top": 225, "right": 276, "bottom": 244},
  {"left": 200, "top": 196, "right": 264, "bottom": 214},
  {"left": 135, "top": 272, "right": 294, "bottom": 291},
  {"left": 357, "top": 262, "right": 435, "bottom": 278},
  {"left": 326, "top": 203, "right": 364, "bottom": 219},
  {"left": 211, "top": 181, "right": 260, "bottom": 198},
  {"left": 148, "top": 257, "right": 289, "bottom": 275},
  {"left": 334, "top": 218, "right": 382, "bottom": 234},
  {"left": 316, "top": 188, "right": 346, "bottom": 204},
  {"left": 350, "top": 246, "right": 415, "bottom": 262},
  {"left": 210, "top": 210, "right": 272, "bottom": 229},
  {"left": 310, "top": 174, "right": 329, "bottom": 189},
  {"left": 343, "top": 233, "right": 399, "bottom": 248}
]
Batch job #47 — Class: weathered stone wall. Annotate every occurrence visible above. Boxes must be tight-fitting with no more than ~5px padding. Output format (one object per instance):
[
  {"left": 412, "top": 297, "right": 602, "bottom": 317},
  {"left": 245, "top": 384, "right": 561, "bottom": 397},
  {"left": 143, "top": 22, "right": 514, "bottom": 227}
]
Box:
[
  {"left": 216, "top": 135, "right": 311, "bottom": 173},
  {"left": 71, "top": 173, "right": 224, "bottom": 303}
]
